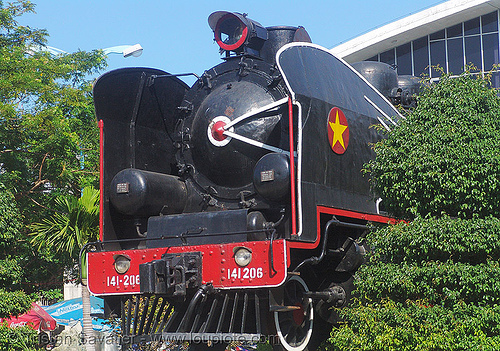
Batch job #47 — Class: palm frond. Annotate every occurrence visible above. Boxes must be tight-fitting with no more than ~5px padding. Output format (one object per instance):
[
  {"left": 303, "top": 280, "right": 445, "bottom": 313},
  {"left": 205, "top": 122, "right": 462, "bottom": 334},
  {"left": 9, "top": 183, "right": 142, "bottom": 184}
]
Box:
[{"left": 30, "top": 186, "right": 99, "bottom": 258}]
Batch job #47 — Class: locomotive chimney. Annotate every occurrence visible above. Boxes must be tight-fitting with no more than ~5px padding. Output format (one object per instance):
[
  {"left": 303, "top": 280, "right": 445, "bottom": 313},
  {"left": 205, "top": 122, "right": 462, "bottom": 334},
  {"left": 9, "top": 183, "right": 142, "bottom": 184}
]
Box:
[{"left": 259, "top": 26, "right": 312, "bottom": 65}]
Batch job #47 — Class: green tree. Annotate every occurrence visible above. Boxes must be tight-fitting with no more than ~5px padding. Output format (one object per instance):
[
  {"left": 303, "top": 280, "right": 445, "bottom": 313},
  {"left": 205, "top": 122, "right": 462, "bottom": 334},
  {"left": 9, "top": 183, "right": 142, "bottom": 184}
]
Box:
[
  {"left": 0, "top": 0, "right": 105, "bottom": 291},
  {"left": 31, "top": 186, "right": 99, "bottom": 351},
  {"left": 31, "top": 186, "right": 100, "bottom": 259},
  {"left": 0, "top": 1, "right": 106, "bottom": 349},
  {"left": 327, "top": 73, "right": 500, "bottom": 350},
  {"left": 0, "top": 0, "right": 105, "bottom": 213},
  {"left": 0, "top": 184, "right": 37, "bottom": 350},
  {"left": 0, "top": 184, "right": 32, "bottom": 318},
  {"left": 365, "top": 71, "right": 500, "bottom": 219}
]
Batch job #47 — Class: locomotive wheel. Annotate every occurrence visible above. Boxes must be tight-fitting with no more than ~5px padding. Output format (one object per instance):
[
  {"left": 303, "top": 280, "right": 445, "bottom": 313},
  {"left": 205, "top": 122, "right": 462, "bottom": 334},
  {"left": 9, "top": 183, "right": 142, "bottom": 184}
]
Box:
[
  {"left": 316, "top": 273, "right": 354, "bottom": 324},
  {"left": 274, "top": 276, "right": 314, "bottom": 351}
]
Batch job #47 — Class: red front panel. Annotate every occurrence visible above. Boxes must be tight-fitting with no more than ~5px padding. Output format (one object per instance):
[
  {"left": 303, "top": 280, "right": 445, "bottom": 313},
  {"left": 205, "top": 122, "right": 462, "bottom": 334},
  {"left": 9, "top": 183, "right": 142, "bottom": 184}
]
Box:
[{"left": 87, "top": 240, "right": 287, "bottom": 296}]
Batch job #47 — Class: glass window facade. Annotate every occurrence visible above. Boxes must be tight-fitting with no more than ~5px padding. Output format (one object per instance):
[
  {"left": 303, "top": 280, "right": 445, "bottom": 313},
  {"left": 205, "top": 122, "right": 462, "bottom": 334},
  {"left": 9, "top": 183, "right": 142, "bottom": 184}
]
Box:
[{"left": 368, "top": 11, "right": 500, "bottom": 87}]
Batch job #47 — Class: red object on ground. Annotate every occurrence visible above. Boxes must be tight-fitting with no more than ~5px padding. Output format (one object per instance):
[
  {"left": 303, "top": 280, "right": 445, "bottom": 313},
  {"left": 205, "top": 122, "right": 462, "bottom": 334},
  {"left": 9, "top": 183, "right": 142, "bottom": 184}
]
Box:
[{"left": 0, "top": 302, "right": 57, "bottom": 331}]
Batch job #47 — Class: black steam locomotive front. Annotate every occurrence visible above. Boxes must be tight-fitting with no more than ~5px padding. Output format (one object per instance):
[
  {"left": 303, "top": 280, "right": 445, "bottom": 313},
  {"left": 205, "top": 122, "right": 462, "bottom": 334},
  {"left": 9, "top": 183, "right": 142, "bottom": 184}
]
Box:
[
  {"left": 87, "top": 11, "right": 402, "bottom": 351},
  {"left": 101, "top": 14, "right": 308, "bottom": 248}
]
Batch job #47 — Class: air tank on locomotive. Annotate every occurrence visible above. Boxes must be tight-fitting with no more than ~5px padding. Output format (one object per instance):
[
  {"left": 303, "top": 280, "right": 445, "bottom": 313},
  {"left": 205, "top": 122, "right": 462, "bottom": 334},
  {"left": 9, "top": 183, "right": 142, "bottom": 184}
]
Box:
[{"left": 352, "top": 61, "right": 420, "bottom": 108}]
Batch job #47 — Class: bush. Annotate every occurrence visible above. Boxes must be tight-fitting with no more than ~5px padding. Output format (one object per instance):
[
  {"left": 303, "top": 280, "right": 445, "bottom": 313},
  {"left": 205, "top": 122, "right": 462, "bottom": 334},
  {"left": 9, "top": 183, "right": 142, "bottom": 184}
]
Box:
[
  {"left": 365, "top": 72, "right": 500, "bottom": 219},
  {"left": 328, "top": 300, "right": 500, "bottom": 351},
  {"left": 327, "top": 215, "right": 500, "bottom": 350},
  {"left": 0, "top": 323, "right": 38, "bottom": 351},
  {"left": 355, "top": 260, "right": 500, "bottom": 306},
  {"left": 0, "top": 290, "right": 33, "bottom": 319},
  {"left": 332, "top": 71, "right": 500, "bottom": 351},
  {"left": 353, "top": 217, "right": 500, "bottom": 307},
  {"left": 367, "top": 217, "right": 500, "bottom": 264}
]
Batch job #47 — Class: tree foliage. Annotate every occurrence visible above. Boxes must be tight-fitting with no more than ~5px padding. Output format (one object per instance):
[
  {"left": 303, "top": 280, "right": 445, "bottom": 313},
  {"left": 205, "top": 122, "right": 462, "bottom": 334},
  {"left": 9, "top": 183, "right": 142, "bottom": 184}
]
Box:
[
  {"left": 0, "top": 184, "right": 32, "bottom": 318},
  {"left": 356, "top": 217, "right": 500, "bottom": 307},
  {"left": 0, "top": 0, "right": 106, "bottom": 320},
  {"left": 0, "top": 2, "right": 105, "bottom": 347},
  {"left": 0, "top": 0, "right": 105, "bottom": 293},
  {"left": 0, "top": 323, "right": 38, "bottom": 351},
  {"left": 0, "top": 0, "right": 106, "bottom": 217},
  {"left": 365, "top": 71, "right": 500, "bottom": 219},
  {"left": 328, "top": 217, "right": 500, "bottom": 349},
  {"left": 329, "top": 300, "right": 500, "bottom": 351}
]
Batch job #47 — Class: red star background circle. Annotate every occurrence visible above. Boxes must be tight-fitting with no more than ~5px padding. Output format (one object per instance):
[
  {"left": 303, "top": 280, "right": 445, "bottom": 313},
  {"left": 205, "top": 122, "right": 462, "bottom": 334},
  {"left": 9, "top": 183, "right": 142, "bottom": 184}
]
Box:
[{"left": 327, "top": 107, "right": 349, "bottom": 155}]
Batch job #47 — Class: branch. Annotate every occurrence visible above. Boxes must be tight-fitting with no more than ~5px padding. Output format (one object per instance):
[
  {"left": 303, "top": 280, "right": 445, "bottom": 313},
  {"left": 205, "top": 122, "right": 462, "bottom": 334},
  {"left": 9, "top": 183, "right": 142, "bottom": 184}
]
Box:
[
  {"left": 27, "top": 196, "right": 58, "bottom": 212},
  {"left": 38, "top": 153, "right": 48, "bottom": 181},
  {"left": 25, "top": 153, "right": 50, "bottom": 194},
  {"left": 28, "top": 178, "right": 50, "bottom": 194},
  {"left": 0, "top": 149, "right": 49, "bottom": 155}
]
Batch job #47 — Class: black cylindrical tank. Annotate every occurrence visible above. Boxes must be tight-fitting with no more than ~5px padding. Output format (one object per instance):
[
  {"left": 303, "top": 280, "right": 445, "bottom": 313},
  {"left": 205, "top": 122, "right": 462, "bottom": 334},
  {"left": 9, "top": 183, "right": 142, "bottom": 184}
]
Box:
[
  {"left": 109, "top": 168, "right": 187, "bottom": 216},
  {"left": 351, "top": 61, "right": 398, "bottom": 99},
  {"left": 398, "top": 75, "right": 421, "bottom": 108},
  {"left": 398, "top": 75, "right": 421, "bottom": 95},
  {"left": 253, "top": 153, "right": 290, "bottom": 202}
]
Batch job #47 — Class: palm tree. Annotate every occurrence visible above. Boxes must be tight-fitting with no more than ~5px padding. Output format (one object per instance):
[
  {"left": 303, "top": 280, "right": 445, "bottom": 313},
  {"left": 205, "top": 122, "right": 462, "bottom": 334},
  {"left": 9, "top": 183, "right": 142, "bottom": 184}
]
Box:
[{"left": 31, "top": 186, "right": 99, "bottom": 351}]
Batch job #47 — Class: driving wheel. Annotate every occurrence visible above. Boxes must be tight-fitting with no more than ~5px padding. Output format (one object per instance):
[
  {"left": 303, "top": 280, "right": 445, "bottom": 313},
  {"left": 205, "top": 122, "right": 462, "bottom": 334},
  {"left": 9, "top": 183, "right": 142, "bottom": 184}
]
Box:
[{"left": 274, "top": 275, "right": 314, "bottom": 351}]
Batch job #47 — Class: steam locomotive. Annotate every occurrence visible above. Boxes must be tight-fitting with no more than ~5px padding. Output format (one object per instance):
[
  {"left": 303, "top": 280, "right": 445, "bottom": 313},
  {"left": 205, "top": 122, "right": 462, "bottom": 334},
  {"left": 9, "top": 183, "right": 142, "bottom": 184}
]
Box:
[{"left": 86, "top": 11, "right": 403, "bottom": 351}]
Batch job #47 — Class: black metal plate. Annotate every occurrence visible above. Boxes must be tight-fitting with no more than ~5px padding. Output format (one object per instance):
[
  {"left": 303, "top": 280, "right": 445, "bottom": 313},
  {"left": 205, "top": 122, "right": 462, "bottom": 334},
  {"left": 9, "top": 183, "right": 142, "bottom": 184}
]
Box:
[
  {"left": 277, "top": 44, "right": 400, "bottom": 242},
  {"left": 93, "top": 68, "right": 189, "bottom": 242},
  {"left": 146, "top": 209, "right": 248, "bottom": 248}
]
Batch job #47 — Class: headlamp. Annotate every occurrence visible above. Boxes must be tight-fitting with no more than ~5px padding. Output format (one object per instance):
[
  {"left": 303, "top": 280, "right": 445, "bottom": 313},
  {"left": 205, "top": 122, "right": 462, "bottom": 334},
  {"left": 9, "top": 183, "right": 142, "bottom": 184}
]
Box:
[
  {"left": 214, "top": 13, "right": 249, "bottom": 52},
  {"left": 113, "top": 254, "right": 131, "bottom": 274},
  {"left": 208, "top": 11, "right": 268, "bottom": 54},
  {"left": 234, "top": 247, "right": 252, "bottom": 267}
]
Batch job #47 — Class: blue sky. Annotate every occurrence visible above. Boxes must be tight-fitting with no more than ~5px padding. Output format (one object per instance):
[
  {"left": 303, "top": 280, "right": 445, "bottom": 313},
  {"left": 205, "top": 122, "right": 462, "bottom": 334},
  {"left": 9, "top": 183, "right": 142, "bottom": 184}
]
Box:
[{"left": 21, "top": 0, "right": 446, "bottom": 85}]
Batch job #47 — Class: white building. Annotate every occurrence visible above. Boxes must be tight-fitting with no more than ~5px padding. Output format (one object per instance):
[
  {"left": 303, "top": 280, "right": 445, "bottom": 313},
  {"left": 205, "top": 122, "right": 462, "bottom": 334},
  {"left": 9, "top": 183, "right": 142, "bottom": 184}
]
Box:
[{"left": 331, "top": 0, "right": 500, "bottom": 86}]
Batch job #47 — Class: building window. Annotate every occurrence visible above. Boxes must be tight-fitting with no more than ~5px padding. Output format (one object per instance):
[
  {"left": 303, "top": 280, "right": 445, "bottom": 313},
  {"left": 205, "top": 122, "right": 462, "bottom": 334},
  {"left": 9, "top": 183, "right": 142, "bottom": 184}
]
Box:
[
  {"left": 465, "top": 35, "right": 482, "bottom": 71},
  {"left": 447, "top": 23, "right": 462, "bottom": 38},
  {"left": 447, "top": 37, "right": 464, "bottom": 74},
  {"left": 482, "top": 12, "right": 498, "bottom": 33},
  {"left": 380, "top": 49, "right": 395, "bottom": 66},
  {"left": 464, "top": 17, "right": 480, "bottom": 36},
  {"left": 396, "top": 43, "right": 412, "bottom": 75},
  {"left": 430, "top": 40, "right": 446, "bottom": 76},
  {"left": 413, "top": 37, "right": 429, "bottom": 76},
  {"left": 366, "top": 11, "right": 500, "bottom": 87},
  {"left": 430, "top": 29, "right": 445, "bottom": 40},
  {"left": 483, "top": 33, "right": 499, "bottom": 70}
]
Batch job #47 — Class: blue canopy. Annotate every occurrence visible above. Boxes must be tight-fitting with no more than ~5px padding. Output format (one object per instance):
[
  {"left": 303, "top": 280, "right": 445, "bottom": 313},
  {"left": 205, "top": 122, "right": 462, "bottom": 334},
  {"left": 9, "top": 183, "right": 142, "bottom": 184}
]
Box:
[{"left": 44, "top": 296, "right": 113, "bottom": 331}]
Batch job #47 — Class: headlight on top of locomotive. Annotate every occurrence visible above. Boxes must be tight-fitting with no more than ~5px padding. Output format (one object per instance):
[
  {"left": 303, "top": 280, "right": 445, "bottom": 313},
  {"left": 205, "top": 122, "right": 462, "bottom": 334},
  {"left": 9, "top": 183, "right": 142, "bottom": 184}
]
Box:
[
  {"left": 208, "top": 11, "right": 267, "bottom": 53},
  {"left": 234, "top": 247, "right": 252, "bottom": 267},
  {"left": 214, "top": 13, "right": 248, "bottom": 51}
]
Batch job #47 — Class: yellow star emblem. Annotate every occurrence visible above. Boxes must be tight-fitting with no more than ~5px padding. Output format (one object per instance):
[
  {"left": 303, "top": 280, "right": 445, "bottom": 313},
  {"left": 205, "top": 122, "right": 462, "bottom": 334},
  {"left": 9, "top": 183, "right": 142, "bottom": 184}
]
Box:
[{"left": 328, "top": 110, "right": 348, "bottom": 150}]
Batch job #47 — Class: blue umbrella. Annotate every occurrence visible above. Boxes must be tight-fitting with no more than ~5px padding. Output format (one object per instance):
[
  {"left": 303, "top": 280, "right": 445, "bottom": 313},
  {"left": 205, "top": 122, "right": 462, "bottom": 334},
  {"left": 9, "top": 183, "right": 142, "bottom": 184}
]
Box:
[{"left": 44, "top": 296, "right": 114, "bottom": 331}]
